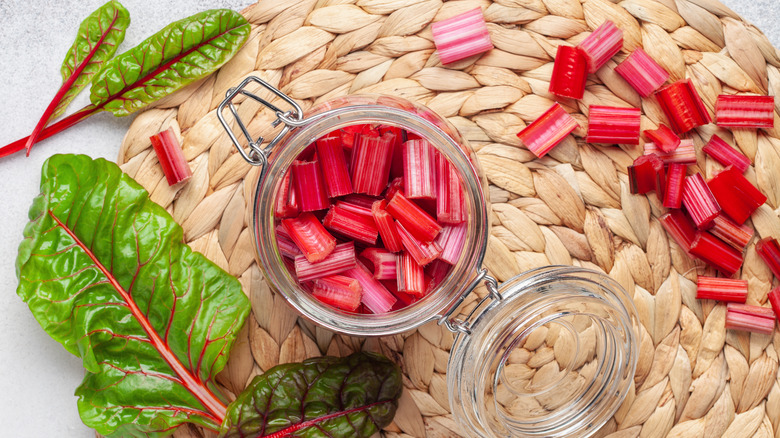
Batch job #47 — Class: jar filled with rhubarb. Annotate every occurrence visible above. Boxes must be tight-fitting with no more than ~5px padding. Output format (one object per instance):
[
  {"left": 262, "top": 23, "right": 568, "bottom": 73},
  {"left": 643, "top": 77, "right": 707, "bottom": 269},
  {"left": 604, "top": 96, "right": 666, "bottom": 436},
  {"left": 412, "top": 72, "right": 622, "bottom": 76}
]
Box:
[{"left": 219, "top": 76, "right": 640, "bottom": 438}]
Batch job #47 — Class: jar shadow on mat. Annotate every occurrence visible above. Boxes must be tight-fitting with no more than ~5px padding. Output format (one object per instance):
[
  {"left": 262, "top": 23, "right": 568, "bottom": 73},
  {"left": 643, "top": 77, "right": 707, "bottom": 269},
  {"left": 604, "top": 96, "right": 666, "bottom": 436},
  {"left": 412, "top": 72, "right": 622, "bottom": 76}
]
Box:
[{"left": 218, "top": 76, "right": 640, "bottom": 438}]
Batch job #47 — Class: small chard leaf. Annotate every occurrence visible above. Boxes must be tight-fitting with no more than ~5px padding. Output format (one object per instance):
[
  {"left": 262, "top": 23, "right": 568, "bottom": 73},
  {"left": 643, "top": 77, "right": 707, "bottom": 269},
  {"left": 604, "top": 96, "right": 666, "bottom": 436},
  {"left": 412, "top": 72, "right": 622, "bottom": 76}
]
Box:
[
  {"left": 220, "top": 352, "right": 402, "bottom": 438},
  {"left": 55, "top": 0, "right": 130, "bottom": 118},
  {"left": 90, "top": 9, "right": 250, "bottom": 117},
  {"left": 16, "top": 154, "right": 250, "bottom": 437},
  {"left": 25, "top": 1, "right": 130, "bottom": 155}
]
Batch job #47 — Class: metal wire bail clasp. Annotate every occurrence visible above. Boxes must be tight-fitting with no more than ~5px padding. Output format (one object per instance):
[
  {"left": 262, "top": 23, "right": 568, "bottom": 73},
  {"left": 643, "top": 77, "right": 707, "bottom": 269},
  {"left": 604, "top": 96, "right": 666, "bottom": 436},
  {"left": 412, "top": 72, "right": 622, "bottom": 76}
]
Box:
[
  {"left": 217, "top": 76, "right": 306, "bottom": 167},
  {"left": 440, "top": 269, "right": 502, "bottom": 335}
]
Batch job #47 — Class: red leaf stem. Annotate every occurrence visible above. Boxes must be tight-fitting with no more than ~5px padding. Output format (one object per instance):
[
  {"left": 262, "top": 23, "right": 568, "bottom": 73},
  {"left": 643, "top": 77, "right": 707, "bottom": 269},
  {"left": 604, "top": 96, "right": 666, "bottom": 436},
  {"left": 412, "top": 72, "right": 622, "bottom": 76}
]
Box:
[
  {"left": 259, "top": 400, "right": 393, "bottom": 438},
  {"left": 0, "top": 105, "right": 101, "bottom": 158}
]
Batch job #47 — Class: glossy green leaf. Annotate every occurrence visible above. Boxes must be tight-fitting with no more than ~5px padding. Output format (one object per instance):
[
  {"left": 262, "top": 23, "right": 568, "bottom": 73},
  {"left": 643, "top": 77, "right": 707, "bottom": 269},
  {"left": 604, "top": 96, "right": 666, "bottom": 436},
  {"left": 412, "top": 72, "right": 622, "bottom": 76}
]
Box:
[
  {"left": 220, "top": 352, "right": 402, "bottom": 438},
  {"left": 90, "top": 9, "right": 250, "bottom": 116},
  {"left": 16, "top": 154, "right": 250, "bottom": 437},
  {"left": 54, "top": 0, "right": 130, "bottom": 118}
]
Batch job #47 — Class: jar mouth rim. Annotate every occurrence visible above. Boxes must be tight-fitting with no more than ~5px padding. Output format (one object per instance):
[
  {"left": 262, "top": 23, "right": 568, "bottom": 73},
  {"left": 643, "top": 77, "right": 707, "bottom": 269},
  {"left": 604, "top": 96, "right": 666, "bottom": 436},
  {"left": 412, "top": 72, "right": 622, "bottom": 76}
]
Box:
[
  {"left": 447, "top": 266, "right": 639, "bottom": 438},
  {"left": 252, "top": 99, "right": 490, "bottom": 337}
]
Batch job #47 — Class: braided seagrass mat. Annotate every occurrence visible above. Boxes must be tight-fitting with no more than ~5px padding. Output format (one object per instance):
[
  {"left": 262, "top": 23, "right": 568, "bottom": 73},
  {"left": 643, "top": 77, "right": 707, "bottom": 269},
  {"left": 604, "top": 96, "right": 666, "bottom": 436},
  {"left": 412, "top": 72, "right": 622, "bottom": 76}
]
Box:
[{"left": 115, "top": 0, "right": 780, "bottom": 436}]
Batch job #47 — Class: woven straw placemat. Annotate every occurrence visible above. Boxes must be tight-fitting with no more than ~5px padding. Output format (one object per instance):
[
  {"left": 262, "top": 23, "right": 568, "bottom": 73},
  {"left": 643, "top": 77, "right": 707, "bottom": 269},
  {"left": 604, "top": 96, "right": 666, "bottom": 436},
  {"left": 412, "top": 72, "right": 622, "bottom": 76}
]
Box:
[{"left": 116, "top": 0, "right": 780, "bottom": 436}]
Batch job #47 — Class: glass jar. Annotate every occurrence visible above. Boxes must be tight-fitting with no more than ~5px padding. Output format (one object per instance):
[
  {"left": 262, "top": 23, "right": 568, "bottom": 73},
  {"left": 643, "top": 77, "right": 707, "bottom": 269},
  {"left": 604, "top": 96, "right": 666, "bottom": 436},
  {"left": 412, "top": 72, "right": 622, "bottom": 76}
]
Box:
[{"left": 218, "top": 76, "right": 639, "bottom": 438}]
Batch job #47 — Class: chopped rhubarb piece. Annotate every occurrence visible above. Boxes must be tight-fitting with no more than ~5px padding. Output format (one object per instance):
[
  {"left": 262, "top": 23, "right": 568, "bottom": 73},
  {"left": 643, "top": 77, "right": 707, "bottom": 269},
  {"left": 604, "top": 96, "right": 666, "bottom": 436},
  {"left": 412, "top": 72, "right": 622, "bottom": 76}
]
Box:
[
  {"left": 426, "top": 259, "right": 451, "bottom": 291},
  {"left": 372, "top": 200, "right": 403, "bottom": 253},
  {"left": 344, "top": 260, "right": 397, "bottom": 313},
  {"left": 577, "top": 20, "right": 623, "bottom": 73},
  {"left": 710, "top": 215, "right": 753, "bottom": 250},
  {"left": 403, "top": 139, "right": 436, "bottom": 199},
  {"left": 384, "top": 177, "right": 404, "bottom": 201},
  {"left": 431, "top": 7, "right": 493, "bottom": 65},
  {"left": 696, "top": 276, "right": 748, "bottom": 303},
  {"left": 436, "top": 153, "right": 467, "bottom": 224},
  {"left": 361, "top": 247, "right": 398, "bottom": 280},
  {"left": 768, "top": 287, "right": 780, "bottom": 321},
  {"left": 282, "top": 212, "right": 337, "bottom": 263},
  {"left": 644, "top": 124, "right": 680, "bottom": 153},
  {"left": 682, "top": 173, "right": 720, "bottom": 229},
  {"left": 516, "top": 103, "right": 578, "bottom": 158},
  {"left": 315, "top": 135, "right": 353, "bottom": 198},
  {"left": 549, "top": 45, "right": 588, "bottom": 99},
  {"left": 655, "top": 80, "right": 712, "bottom": 134},
  {"left": 702, "top": 135, "right": 750, "bottom": 173},
  {"left": 614, "top": 47, "right": 669, "bottom": 97},
  {"left": 436, "top": 223, "right": 468, "bottom": 265},
  {"left": 398, "top": 252, "right": 426, "bottom": 297},
  {"left": 352, "top": 131, "right": 395, "bottom": 196},
  {"left": 663, "top": 163, "right": 687, "bottom": 209},
  {"left": 312, "top": 275, "right": 362, "bottom": 311},
  {"left": 396, "top": 221, "right": 442, "bottom": 266},
  {"left": 725, "top": 303, "right": 775, "bottom": 335},
  {"left": 707, "top": 166, "right": 767, "bottom": 224},
  {"left": 292, "top": 159, "right": 329, "bottom": 212},
  {"left": 386, "top": 191, "right": 442, "bottom": 242},
  {"left": 274, "top": 170, "right": 300, "bottom": 218},
  {"left": 628, "top": 154, "right": 665, "bottom": 195},
  {"left": 150, "top": 128, "right": 192, "bottom": 185},
  {"left": 323, "top": 202, "right": 379, "bottom": 245},
  {"left": 586, "top": 105, "right": 641, "bottom": 145},
  {"left": 276, "top": 225, "right": 302, "bottom": 259},
  {"left": 690, "top": 232, "right": 743, "bottom": 277},
  {"left": 295, "top": 242, "right": 356, "bottom": 282},
  {"left": 756, "top": 237, "right": 780, "bottom": 280},
  {"left": 341, "top": 194, "right": 381, "bottom": 210},
  {"left": 379, "top": 125, "right": 405, "bottom": 178},
  {"left": 715, "top": 95, "right": 775, "bottom": 128},
  {"left": 660, "top": 210, "right": 698, "bottom": 253},
  {"left": 643, "top": 139, "right": 696, "bottom": 165}
]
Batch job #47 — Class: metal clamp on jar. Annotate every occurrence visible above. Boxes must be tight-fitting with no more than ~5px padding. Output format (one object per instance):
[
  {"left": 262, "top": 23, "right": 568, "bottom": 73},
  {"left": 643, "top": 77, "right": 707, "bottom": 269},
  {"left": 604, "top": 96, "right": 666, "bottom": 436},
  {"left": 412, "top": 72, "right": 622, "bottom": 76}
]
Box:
[{"left": 218, "top": 76, "right": 640, "bottom": 438}]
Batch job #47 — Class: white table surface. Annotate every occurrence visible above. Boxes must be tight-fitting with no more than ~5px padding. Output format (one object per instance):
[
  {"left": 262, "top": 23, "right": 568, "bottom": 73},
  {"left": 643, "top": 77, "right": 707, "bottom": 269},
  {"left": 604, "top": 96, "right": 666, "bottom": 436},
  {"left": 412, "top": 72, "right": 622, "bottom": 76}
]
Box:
[{"left": 0, "top": 0, "right": 777, "bottom": 436}]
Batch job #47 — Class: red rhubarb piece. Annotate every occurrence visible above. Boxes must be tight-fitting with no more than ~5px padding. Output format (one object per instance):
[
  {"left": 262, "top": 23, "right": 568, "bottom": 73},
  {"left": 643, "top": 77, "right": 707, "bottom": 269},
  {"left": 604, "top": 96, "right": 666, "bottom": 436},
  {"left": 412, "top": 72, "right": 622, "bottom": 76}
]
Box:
[
  {"left": 150, "top": 128, "right": 192, "bottom": 186},
  {"left": 710, "top": 214, "right": 753, "bottom": 251},
  {"left": 386, "top": 191, "right": 442, "bottom": 242},
  {"left": 659, "top": 210, "right": 698, "bottom": 254},
  {"left": 586, "top": 105, "right": 641, "bottom": 145},
  {"left": 702, "top": 135, "right": 750, "bottom": 173},
  {"left": 352, "top": 131, "right": 395, "bottom": 196},
  {"left": 707, "top": 166, "right": 766, "bottom": 224},
  {"left": 689, "top": 232, "right": 743, "bottom": 277},
  {"left": 403, "top": 139, "right": 436, "bottom": 199},
  {"left": 436, "top": 153, "right": 467, "bottom": 224},
  {"left": 628, "top": 154, "right": 664, "bottom": 195},
  {"left": 344, "top": 260, "right": 397, "bottom": 313},
  {"left": 756, "top": 237, "right": 780, "bottom": 280},
  {"left": 696, "top": 276, "right": 748, "bottom": 303},
  {"left": 725, "top": 303, "right": 775, "bottom": 335},
  {"left": 315, "top": 135, "right": 353, "bottom": 198},
  {"left": 397, "top": 252, "right": 426, "bottom": 297},
  {"left": 549, "top": 45, "right": 588, "bottom": 99},
  {"left": 768, "top": 287, "right": 780, "bottom": 321},
  {"left": 372, "top": 200, "right": 403, "bottom": 253},
  {"left": 360, "top": 247, "right": 398, "bottom": 281},
  {"left": 655, "top": 79, "right": 712, "bottom": 134},
  {"left": 516, "top": 103, "right": 578, "bottom": 158},
  {"left": 292, "top": 159, "right": 329, "bottom": 212},
  {"left": 577, "top": 20, "right": 623, "bottom": 73},
  {"left": 323, "top": 202, "right": 379, "bottom": 245},
  {"left": 682, "top": 173, "right": 720, "bottom": 229},
  {"left": 663, "top": 163, "right": 686, "bottom": 209},
  {"left": 644, "top": 124, "right": 680, "bottom": 153},
  {"left": 431, "top": 7, "right": 493, "bottom": 65},
  {"left": 396, "top": 221, "right": 442, "bottom": 266},
  {"left": 282, "top": 212, "right": 337, "bottom": 263},
  {"left": 715, "top": 95, "right": 775, "bottom": 129},
  {"left": 614, "top": 47, "right": 669, "bottom": 97},
  {"left": 311, "top": 275, "right": 362, "bottom": 311},
  {"left": 435, "top": 223, "right": 468, "bottom": 265},
  {"left": 644, "top": 139, "right": 696, "bottom": 165},
  {"left": 274, "top": 170, "right": 300, "bottom": 218},
  {"left": 295, "top": 242, "right": 357, "bottom": 282},
  {"left": 276, "top": 225, "right": 302, "bottom": 259}
]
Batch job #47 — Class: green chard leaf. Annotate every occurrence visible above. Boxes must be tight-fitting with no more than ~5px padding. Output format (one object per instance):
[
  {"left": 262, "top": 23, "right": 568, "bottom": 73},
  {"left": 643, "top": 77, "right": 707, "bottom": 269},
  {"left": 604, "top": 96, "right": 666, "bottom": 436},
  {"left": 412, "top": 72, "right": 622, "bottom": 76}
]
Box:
[
  {"left": 220, "top": 352, "right": 402, "bottom": 438},
  {"left": 90, "top": 9, "right": 250, "bottom": 116},
  {"left": 16, "top": 154, "right": 250, "bottom": 437},
  {"left": 55, "top": 0, "right": 130, "bottom": 118}
]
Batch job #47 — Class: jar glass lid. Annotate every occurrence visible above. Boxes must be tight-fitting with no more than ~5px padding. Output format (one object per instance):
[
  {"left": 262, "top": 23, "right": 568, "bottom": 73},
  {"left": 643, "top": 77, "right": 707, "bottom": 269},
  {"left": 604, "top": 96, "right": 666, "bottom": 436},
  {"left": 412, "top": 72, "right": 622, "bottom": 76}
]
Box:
[{"left": 447, "top": 266, "right": 639, "bottom": 437}]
